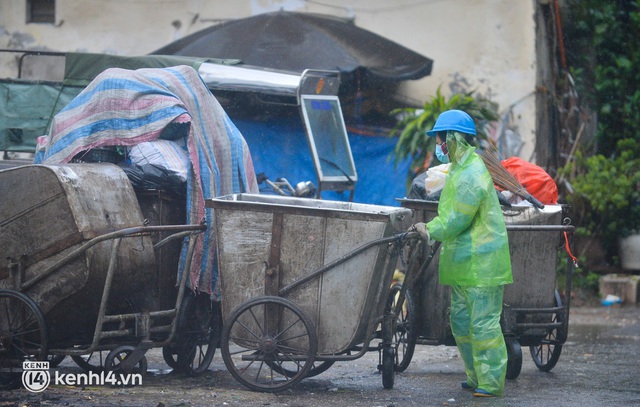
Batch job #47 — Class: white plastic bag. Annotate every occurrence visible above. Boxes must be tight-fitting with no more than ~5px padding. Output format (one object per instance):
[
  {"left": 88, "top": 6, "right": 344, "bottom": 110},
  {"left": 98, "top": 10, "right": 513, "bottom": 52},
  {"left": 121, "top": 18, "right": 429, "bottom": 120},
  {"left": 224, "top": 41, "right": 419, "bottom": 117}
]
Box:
[{"left": 424, "top": 163, "right": 450, "bottom": 195}]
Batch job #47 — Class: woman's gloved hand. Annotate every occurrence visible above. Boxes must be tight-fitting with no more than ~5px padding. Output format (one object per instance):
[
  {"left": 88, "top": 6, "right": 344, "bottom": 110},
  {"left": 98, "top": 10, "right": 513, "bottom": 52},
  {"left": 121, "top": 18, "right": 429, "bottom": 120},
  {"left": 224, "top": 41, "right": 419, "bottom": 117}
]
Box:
[{"left": 411, "top": 223, "right": 435, "bottom": 246}]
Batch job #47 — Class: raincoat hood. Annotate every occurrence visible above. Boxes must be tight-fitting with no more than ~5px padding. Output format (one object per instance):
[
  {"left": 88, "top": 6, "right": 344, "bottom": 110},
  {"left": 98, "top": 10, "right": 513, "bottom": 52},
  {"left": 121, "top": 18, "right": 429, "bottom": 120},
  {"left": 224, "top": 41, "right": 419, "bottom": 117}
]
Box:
[{"left": 446, "top": 131, "right": 475, "bottom": 167}]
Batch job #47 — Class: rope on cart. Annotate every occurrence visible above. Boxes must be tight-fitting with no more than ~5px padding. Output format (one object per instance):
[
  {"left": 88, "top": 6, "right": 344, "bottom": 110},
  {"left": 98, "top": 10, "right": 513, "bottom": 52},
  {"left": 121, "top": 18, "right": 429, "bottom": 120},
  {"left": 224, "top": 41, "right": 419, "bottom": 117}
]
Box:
[
  {"left": 392, "top": 230, "right": 415, "bottom": 268},
  {"left": 563, "top": 231, "right": 579, "bottom": 268}
]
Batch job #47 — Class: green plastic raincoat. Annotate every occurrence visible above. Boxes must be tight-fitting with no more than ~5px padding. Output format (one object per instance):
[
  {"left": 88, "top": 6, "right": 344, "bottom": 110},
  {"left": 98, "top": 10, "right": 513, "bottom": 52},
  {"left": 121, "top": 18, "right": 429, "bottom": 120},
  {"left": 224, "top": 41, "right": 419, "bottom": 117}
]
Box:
[
  {"left": 426, "top": 133, "right": 512, "bottom": 286},
  {"left": 426, "top": 132, "right": 512, "bottom": 396}
]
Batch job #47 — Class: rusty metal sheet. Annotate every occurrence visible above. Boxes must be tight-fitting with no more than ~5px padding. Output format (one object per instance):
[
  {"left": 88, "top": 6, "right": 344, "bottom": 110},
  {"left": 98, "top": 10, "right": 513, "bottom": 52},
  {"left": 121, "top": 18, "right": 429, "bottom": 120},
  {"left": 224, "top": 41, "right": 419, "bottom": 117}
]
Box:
[{"left": 0, "top": 163, "right": 156, "bottom": 345}]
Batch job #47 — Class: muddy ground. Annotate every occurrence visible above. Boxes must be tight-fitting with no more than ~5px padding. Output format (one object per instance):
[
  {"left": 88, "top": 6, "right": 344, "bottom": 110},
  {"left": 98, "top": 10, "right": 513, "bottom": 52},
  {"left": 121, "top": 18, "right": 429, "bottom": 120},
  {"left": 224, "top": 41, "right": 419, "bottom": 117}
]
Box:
[{"left": 2, "top": 300, "right": 639, "bottom": 407}]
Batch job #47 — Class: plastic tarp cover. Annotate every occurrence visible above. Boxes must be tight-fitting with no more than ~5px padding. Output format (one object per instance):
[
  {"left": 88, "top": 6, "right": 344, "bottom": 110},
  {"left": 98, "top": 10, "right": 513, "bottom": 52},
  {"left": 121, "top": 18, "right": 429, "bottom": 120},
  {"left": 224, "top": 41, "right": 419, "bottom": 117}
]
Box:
[
  {"left": 0, "top": 80, "right": 82, "bottom": 151},
  {"left": 62, "top": 52, "right": 208, "bottom": 87},
  {"left": 234, "top": 118, "right": 412, "bottom": 206}
]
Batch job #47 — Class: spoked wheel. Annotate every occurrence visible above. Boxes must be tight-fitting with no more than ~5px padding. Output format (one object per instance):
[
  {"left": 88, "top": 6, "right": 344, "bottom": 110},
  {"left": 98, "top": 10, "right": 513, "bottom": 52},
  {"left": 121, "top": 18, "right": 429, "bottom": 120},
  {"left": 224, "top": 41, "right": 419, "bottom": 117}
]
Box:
[
  {"left": 505, "top": 337, "right": 523, "bottom": 380},
  {"left": 71, "top": 351, "right": 107, "bottom": 373},
  {"left": 175, "top": 294, "right": 222, "bottom": 375},
  {"left": 0, "top": 290, "right": 49, "bottom": 390},
  {"left": 387, "top": 284, "right": 416, "bottom": 372},
  {"left": 530, "top": 289, "right": 564, "bottom": 372},
  {"left": 105, "top": 345, "right": 147, "bottom": 385},
  {"left": 221, "top": 296, "right": 317, "bottom": 392}
]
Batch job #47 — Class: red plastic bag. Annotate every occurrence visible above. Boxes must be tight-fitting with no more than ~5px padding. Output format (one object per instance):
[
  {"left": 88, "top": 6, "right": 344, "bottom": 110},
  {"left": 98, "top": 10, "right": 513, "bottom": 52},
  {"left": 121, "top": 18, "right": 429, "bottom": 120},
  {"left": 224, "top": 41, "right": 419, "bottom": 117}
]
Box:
[{"left": 499, "top": 157, "right": 558, "bottom": 204}]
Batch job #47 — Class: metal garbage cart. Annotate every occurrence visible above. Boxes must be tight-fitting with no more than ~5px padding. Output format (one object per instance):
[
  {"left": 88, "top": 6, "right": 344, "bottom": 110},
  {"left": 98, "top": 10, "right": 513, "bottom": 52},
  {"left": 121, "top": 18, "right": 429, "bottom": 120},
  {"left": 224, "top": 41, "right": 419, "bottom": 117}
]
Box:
[
  {"left": 207, "top": 193, "right": 415, "bottom": 392},
  {"left": 393, "top": 199, "right": 575, "bottom": 379},
  {"left": 0, "top": 164, "right": 213, "bottom": 389}
]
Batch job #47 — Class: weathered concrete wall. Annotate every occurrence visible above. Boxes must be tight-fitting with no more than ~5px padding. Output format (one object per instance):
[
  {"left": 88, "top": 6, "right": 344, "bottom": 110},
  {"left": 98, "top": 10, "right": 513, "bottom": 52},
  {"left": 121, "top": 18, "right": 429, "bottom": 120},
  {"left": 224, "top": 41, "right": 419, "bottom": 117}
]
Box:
[{"left": 0, "top": 0, "right": 538, "bottom": 161}]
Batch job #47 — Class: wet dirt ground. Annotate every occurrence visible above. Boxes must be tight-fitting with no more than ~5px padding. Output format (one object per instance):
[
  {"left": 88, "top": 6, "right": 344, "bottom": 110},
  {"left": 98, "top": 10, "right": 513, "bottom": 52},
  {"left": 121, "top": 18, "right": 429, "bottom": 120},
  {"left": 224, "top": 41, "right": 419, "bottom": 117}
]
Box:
[{"left": 2, "top": 304, "right": 639, "bottom": 407}]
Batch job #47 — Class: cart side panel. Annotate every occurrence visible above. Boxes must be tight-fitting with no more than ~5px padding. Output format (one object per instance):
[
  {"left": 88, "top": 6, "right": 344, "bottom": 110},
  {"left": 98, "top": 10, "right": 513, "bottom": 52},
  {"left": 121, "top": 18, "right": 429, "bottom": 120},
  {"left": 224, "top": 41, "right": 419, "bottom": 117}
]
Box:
[
  {"left": 314, "top": 218, "right": 389, "bottom": 353},
  {"left": 212, "top": 194, "right": 412, "bottom": 354},
  {"left": 502, "top": 206, "right": 563, "bottom": 309},
  {"left": 278, "top": 213, "right": 324, "bottom": 348},
  {"left": 0, "top": 165, "right": 85, "bottom": 286},
  {"left": 217, "top": 208, "right": 274, "bottom": 320},
  {"left": 0, "top": 164, "right": 157, "bottom": 345}
]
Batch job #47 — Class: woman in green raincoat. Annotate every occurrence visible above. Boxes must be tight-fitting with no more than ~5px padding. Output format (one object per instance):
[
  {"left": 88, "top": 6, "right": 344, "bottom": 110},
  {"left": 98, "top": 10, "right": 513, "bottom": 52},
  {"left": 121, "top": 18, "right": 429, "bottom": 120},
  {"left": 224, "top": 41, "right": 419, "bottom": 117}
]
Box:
[{"left": 412, "top": 109, "right": 512, "bottom": 397}]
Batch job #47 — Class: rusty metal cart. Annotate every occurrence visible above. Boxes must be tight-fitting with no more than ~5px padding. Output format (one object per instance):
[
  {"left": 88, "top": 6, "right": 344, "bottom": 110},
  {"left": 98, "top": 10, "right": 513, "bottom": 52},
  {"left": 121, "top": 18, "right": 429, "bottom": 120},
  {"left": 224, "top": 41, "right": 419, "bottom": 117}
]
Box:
[
  {"left": 207, "top": 193, "right": 416, "bottom": 392},
  {"left": 391, "top": 199, "right": 576, "bottom": 379},
  {"left": 0, "top": 164, "right": 213, "bottom": 389}
]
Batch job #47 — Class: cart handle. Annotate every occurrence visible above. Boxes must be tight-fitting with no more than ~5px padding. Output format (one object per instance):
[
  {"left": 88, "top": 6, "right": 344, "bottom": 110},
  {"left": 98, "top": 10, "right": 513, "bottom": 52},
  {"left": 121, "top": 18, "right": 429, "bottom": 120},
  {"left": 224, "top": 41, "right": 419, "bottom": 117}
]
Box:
[
  {"left": 20, "top": 224, "right": 206, "bottom": 291},
  {"left": 279, "top": 232, "right": 418, "bottom": 296}
]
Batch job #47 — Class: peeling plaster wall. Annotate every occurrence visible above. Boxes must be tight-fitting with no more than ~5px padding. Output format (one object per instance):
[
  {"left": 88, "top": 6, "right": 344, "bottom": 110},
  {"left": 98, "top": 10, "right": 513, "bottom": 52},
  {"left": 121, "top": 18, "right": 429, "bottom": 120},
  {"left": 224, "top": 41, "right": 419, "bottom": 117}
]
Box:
[{"left": 0, "top": 0, "right": 538, "bottom": 161}]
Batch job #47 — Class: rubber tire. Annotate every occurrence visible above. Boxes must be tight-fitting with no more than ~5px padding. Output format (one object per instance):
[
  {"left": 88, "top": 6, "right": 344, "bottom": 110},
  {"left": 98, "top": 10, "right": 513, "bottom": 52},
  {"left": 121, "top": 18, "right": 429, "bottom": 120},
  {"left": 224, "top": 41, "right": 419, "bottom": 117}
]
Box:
[
  {"left": 530, "top": 289, "right": 564, "bottom": 372},
  {"left": 71, "top": 351, "right": 107, "bottom": 373},
  {"left": 387, "top": 284, "right": 416, "bottom": 372},
  {"left": 0, "top": 290, "right": 49, "bottom": 390},
  {"left": 162, "top": 345, "right": 180, "bottom": 370},
  {"left": 175, "top": 294, "right": 221, "bottom": 375},
  {"left": 505, "top": 337, "right": 523, "bottom": 380},
  {"left": 221, "top": 296, "right": 317, "bottom": 392},
  {"left": 105, "top": 345, "right": 148, "bottom": 386}
]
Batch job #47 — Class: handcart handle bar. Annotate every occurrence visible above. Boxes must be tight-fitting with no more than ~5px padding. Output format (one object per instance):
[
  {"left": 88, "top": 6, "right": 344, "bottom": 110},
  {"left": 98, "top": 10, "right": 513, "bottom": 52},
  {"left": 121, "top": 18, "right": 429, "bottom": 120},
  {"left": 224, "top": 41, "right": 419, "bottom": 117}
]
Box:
[
  {"left": 505, "top": 225, "right": 575, "bottom": 232},
  {"left": 20, "top": 224, "right": 206, "bottom": 291},
  {"left": 279, "top": 231, "right": 418, "bottom": 296}
]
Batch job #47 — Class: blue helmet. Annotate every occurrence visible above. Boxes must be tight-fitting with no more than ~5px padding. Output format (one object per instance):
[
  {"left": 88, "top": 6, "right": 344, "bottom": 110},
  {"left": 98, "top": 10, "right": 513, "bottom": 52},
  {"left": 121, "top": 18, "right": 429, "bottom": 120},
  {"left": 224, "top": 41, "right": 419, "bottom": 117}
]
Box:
[{"left": 426, "top": 109, "right": 477, "bottom": 137}]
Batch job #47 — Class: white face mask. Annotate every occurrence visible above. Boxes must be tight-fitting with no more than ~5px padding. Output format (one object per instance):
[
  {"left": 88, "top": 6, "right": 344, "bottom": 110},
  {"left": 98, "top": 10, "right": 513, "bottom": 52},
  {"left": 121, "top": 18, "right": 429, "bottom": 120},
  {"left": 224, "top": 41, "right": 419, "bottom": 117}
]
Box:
[{"left": 435, "top": 142, "right": 449, "bottom": 163}]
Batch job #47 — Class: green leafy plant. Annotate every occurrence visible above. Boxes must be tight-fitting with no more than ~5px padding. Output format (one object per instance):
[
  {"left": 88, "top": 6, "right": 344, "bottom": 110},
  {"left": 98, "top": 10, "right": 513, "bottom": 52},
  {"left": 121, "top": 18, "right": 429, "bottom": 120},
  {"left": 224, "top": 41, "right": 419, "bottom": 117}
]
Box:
[
  {"left": 565, "top": 0, "right": 640, "bottom": 149},
  {"left": 564, "top": 138, "right": 640, "bottom": 262},
  {"left": 388, "top": 86, "right": 498, "bottom": 181}
]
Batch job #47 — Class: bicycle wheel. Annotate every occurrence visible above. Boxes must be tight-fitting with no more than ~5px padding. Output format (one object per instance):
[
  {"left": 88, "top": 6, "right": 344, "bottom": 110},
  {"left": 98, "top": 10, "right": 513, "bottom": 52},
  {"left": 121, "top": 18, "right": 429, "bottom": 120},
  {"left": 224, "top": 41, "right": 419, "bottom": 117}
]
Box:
[
  {"left": 221, "top": 296, "right": 317, "bottom": 392},
  {"left": 0, "top": 290, "right": 48, "bottom": 390},
  {"left": 387, "top": 284, "right": 416, "bottom": 372},
  {"left": 530, "top": 289, "right": 564, "bottom": 372},
  {"left": 175, "top": 294, "right": 221, "bottom": 375}
]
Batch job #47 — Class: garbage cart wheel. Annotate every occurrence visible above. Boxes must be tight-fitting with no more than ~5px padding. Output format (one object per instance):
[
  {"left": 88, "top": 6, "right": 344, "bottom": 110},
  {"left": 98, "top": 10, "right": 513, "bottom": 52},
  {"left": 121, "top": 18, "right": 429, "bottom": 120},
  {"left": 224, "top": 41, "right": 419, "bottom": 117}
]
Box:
[
  {"left": 175, "top": 293, "right": 221, "bottom": 375},
  {"left": 530, "top": 289, "right": 564, "bottom": 372},
  {"left": 72, "top": 351, "right": 107, "bottom": 373},
  {"left": 379, "top": 311, "right": 395, "bottom": 389},
  {"left": 161, "top": 345, "right": 179, "bottom": 370},
  {"left": 221, "top": 296, "right": 317, "bottom": 392},
  {"left": 105, "top": 345, "right": 147, "bottom": 384},
  {"left": 505, "top": 337, "right": 522, "bottom": 380},
  {"left": 387, "top": 284, "right": 416, "bottom": 372},
  {"left": 0, "top": 290, "right": 49, "bottom": 390}
]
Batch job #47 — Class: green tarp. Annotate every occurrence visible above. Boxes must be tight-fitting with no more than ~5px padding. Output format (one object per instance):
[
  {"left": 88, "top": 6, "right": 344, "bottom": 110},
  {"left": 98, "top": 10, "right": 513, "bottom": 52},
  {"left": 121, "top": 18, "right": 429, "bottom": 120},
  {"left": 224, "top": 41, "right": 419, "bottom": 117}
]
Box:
[
  {"left": 62, "top": 53, "right": 209, "bottom": 86},
  {"left": 1, "top": 53, "right": 215, "bottom": 152},
  {"left": 0, "top": 79, "right": 82, "bottom": 152}
]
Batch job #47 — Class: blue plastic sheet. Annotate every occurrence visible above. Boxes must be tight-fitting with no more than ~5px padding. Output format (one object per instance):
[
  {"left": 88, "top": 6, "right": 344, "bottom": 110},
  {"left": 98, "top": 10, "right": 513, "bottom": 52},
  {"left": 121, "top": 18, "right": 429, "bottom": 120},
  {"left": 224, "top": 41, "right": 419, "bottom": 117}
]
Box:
[{"left": 234, "top": 118, "right": 412, "bottom": 206}]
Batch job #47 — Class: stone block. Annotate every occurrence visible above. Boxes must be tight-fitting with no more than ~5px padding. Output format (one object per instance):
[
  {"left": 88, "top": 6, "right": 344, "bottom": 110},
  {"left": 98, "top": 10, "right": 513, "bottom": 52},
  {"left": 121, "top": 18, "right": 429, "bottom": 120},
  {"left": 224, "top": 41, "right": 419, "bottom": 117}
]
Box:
[{"left": 599, "top": 274, "right": 640, "bottom": 305}]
